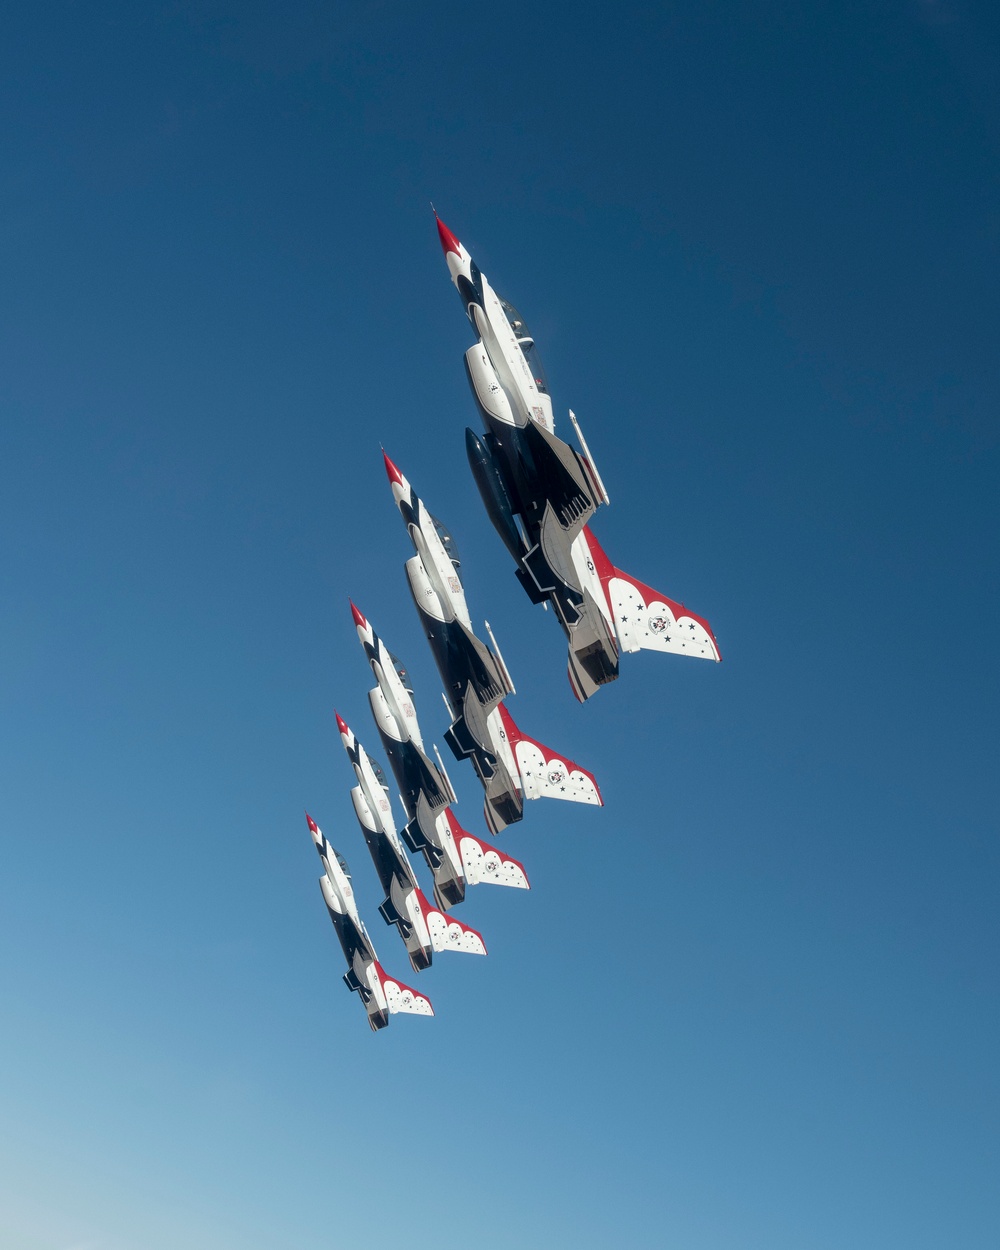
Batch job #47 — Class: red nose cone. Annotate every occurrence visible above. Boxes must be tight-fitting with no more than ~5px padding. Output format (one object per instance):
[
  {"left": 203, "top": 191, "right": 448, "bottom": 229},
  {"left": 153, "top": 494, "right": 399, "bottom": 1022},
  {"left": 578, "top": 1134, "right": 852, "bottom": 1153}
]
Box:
[
  {"left": 305, "top": 811, "right": 319, "bottom": 833},
  {"left": 334, "top": 711, "right": 350, "bottom": 736},
  {"left": 349, "top": 600, "right": 368, "bottom": 629},
  {"left": 435, "top": 215, "right": 462, "bottom": 257},
  {"left": 383, "top": 451, "right": 404, "bottom": 487}
]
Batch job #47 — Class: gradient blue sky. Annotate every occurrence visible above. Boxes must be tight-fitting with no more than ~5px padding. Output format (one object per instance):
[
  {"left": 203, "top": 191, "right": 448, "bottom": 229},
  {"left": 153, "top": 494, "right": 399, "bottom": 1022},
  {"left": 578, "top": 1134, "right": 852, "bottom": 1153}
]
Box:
[{"left": 2, "top": 3, "right": 998, "bottom": 1247}]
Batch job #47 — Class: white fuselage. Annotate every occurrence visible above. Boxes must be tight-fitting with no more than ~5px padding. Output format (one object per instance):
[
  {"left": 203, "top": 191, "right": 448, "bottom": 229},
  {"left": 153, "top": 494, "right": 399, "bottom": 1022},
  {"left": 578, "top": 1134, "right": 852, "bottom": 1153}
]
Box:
[
  {"left": 318, "top": 872, "right": 387, "bottom": 1011},
  {"left": 406, "top": 523, "right": 471, "bottom": 631},
  {"left": 309, "top": 817, "right": 391, "bottom": 1018},
  {"left": 444, "top": 245, "right": 554, "bottom": 433},
  {"left": 344, "top": 729, "right": 434, "bottom": 963},
  {"left": 470, "top": 280, "right": 554, "bottom": 432}
]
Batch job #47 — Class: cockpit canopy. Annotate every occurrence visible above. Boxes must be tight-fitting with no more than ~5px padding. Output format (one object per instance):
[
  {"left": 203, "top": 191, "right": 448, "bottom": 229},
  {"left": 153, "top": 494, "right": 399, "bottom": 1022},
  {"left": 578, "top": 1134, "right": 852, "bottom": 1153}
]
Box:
[
  {"left": 370, "top": 759, "right": 389, "bottom": 792},
  {"left": 500, "top": 296, "right": 549, "bottom": 395},
  {"left": 335, "top": 850, "right": 351, "bottom": 879},
  {"left": 388, "top": 651, "right": 414, "bottom": 695},
  {"left": 431, "top": 513, "right": 461, "bottom": 571}
]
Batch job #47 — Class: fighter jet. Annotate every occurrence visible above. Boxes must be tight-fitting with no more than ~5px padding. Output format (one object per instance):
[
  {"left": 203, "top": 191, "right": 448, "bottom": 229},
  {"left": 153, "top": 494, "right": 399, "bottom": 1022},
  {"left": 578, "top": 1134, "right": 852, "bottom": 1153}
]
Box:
[
  {"left": 305, "top": 812, "right": 433, "bottom": 1030},
  {"left": 435, "top": 215, "right": 721, "bottom": 702},
  {"left": 335, "top": 712, "right": 487, "bottom": 969},
  {"left": 350, "top": 600, "right": 530, "bottom": 908},
  {"left": 383, "top": 452, "right": 603, "bottom": 835}
]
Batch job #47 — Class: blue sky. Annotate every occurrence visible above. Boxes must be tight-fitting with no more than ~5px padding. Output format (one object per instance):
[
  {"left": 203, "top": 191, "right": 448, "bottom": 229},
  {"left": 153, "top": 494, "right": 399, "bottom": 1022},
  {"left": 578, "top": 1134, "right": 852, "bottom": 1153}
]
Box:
[{"left": 1, "top": 2, "right": 998, "bottom": 1247}]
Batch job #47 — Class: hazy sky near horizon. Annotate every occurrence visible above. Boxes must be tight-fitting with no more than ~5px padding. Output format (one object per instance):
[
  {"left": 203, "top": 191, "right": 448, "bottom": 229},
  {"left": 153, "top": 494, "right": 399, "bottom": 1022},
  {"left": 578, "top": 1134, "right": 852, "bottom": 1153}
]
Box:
[{"left": 2, "top": 2, "right": 998, "bottom": 1248}]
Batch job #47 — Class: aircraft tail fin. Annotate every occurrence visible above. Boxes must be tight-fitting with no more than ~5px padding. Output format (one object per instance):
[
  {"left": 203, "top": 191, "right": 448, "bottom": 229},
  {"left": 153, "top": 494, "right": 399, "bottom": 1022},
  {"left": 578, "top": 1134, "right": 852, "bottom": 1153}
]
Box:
[
  {"left": 583, "top": 526, "right": 720, "bottom": 661},
  {"left": 372, "top": 961, "right": 434, "bottom": 1020},
  {"left": 496, "top": 704, "right": 603, "bottom": 808},
  {"left": 414, "top": 889, "right": 488, "bottom": 956},
  {"left": 444, "top": 808, "right": 530, "bottom": 889},
  {"left": 607, "top": 564, "right": 720, "bottom": 660}
]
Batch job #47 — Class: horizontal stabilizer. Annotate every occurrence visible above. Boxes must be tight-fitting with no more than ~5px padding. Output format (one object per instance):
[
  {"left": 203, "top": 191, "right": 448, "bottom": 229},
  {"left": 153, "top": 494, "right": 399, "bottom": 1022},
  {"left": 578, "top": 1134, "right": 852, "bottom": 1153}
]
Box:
[
  {"left": 497, "top": 704, "right": 603, "bottom": 807},
  {"left": 373, "top": 962, "right": 434, "bottom": 1017}
]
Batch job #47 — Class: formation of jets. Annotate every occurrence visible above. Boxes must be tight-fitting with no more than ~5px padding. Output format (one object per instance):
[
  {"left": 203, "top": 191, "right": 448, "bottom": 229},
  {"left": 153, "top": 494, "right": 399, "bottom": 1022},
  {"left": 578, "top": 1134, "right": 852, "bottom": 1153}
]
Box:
[
  {"left": 350, "top": 600, "right": 528, "bottom": 905},
  {"left": 305, "top": 216, "right": 721, "bottom": 1029}
]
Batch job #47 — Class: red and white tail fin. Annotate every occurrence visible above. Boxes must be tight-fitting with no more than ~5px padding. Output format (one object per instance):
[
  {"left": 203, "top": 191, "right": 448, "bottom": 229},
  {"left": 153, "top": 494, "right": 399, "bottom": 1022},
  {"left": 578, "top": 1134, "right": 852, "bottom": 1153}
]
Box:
[
  {"left": 414, "top": 888, "right": 487, "bottom": 956},
  {"left": 584, "top": 526, "right": 721, "bottom": 662},
  {"left": 496, "top": 704, "right": 603, "bottom": 807},
  {"left": 443, "top": 808, "right": 530, "bottom": 890},
  {"left": 373, "top": 961, "right": 434, "bottom": 1017}
]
